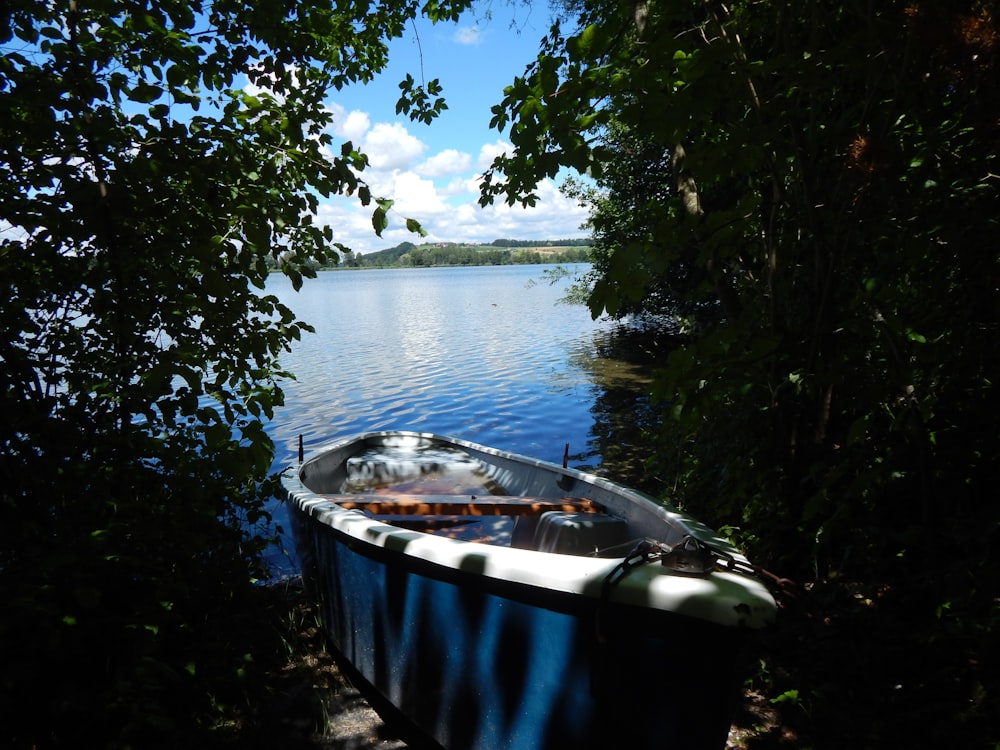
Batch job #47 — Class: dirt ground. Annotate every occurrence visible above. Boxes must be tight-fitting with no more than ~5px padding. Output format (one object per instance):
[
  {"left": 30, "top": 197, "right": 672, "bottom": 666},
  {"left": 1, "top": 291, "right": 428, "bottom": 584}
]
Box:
[{"left": 304, "top": 652, "right": 767, "bottom": 750}]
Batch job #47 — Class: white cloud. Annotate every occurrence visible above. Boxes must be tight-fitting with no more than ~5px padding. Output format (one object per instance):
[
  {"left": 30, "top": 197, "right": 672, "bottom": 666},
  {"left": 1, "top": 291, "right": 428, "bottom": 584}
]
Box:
[
  {"left": 314, "top": 199, "right": 379, "bottom": 254},
  {"left": 471, "top": 179, "right": 589, "bottom": 238},
  {"left": 477, "top": 140, "right": 510, "bottom": 170},
  {"left": 326, "top": 102, "right": 372, "bottom": 150},
  {"left": 417, "top": 149, "right": 472, "bottom": 178},
  {"left": 310, "top": 106, "right": 588, "bottom": 255},
  {"left": 362, "top": 122, "right": 425, "bottom": 170},
  {"left": 441, "top": 176, "right": 474, "bottom": 197},
  {"left": 343, "top": 112, "right": 371, "bottom": 143},
  {"left": 382, "top": 170, "right": 449, "bottom": 215},
  {"left": 454, "top": 26, "right": 481, "bottom": 45},
  {"left": 315, "top": 173, "right": 589, "bottom": 255},
  {"left": 242, "top": 63, "right": 303, "bottom": 105}
]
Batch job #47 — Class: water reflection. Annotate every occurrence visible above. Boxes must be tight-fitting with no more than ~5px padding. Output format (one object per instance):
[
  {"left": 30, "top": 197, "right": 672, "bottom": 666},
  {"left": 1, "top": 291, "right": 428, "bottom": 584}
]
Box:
[
  {"left": 575, "top": 321, "right": 685, "bottom": 495},
  {"left": 267, "top": 266, "right": 612, "bottom": 467}
]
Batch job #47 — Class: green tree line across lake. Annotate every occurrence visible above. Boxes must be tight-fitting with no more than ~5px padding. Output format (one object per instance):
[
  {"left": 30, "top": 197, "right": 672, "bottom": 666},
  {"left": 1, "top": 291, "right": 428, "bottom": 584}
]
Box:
[{"left": 267, "top": 238, "right": 592, "bottom": 270}]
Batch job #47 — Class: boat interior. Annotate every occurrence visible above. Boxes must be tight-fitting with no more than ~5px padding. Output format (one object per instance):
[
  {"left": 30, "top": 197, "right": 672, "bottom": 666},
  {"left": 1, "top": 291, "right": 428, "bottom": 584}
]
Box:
[{"left": 324, "top": 443, "right": 639, "bottom": 557}]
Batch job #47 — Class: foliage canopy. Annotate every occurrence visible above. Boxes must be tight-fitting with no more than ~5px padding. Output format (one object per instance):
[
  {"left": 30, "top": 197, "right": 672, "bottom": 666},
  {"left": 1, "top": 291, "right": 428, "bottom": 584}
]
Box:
[
  {"left": 483, "top": 0, "right": 1000, "bottom": 744},
  {"left": 1, "top": 0, "right": 469, "bottom": 744}
]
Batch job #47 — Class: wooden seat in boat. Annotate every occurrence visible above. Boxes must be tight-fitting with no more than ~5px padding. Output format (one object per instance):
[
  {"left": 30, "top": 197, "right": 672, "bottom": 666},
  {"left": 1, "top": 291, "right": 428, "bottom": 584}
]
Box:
[
  {"left": 322, "top": 494, "right": 605, "bottom": 517},
  {"left": 369, "top": 514, "right": 517, "bottom": 545}
]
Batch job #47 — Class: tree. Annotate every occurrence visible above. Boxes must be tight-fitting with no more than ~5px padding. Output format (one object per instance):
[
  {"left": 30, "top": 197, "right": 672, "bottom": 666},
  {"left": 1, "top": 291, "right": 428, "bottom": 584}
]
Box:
[
  {"left": 0, "top": 0, "right": 469, "bottom": 744},
  {"left": 560, "top": 120, "right": 718, "bottom": 323},
  {"left": 482, "top": 0, "right": 1000, "bottom": 744}
]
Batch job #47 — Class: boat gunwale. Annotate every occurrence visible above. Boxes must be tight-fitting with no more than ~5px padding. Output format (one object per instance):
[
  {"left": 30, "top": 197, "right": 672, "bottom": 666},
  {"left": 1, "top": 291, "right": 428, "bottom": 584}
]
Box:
[{"left": 282, "top": 430, "right": 777, "bottom": 629}]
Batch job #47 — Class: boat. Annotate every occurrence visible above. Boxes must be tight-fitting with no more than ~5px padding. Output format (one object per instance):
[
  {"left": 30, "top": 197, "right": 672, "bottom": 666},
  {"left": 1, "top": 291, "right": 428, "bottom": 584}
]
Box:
[{"left": 282, "top": 430, "right": 777, "bottom": 750}]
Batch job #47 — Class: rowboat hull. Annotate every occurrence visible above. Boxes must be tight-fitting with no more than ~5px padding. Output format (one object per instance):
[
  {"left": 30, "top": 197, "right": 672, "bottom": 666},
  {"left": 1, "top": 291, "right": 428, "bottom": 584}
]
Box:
[{"left": 283, "top": 431, "right": 775, "bottom": 749}]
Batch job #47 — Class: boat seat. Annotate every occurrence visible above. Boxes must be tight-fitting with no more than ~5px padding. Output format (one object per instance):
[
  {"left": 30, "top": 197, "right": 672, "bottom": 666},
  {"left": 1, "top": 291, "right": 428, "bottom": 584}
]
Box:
[
  {"left": 324, "top": 494, "right": 605, "bottom": 517},
  {"left": 531, "top": 511, "right": 632, "bottom": 557},
  {"left": 368, "top": 514, "right": 517, "bottom": 544}
]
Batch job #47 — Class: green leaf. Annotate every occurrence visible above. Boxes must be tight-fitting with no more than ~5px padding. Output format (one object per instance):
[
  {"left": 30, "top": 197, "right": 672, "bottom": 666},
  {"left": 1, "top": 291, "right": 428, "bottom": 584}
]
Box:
[
  {"left": 372, "top": 199, "right": 393, "bottom": 236},
  {"left": 129, "top": 81, "right": 163, "bottom": 103},
  {"left": 770, "top": 689, "right": 801, "bottom": 705}
]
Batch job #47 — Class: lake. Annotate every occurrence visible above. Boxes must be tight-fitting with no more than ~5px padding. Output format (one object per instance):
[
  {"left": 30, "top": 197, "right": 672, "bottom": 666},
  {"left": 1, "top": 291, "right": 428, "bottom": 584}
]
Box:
[{"left": 264, "top": 264, "right": 654, "bottom": 574}]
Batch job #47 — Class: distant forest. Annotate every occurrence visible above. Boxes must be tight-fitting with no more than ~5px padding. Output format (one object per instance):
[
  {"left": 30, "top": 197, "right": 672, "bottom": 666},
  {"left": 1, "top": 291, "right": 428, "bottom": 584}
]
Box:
[{"left": 269, "top": 238, "right": 591, "bottom": 270}]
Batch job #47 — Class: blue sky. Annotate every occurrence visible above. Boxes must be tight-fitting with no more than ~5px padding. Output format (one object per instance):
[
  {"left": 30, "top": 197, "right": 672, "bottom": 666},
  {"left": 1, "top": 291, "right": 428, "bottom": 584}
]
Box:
[{"left": 309, "top": 5, "right": 592, "bottom": 255}]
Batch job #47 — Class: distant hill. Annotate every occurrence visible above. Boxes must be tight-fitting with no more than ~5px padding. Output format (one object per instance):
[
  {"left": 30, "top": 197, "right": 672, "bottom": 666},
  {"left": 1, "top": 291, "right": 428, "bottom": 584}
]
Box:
[
  {"left": 359, "top": 241, "right": 418, "bottom": 265},
  {"left": 341, "top": 239, "right": 592, "bottom": 269}
]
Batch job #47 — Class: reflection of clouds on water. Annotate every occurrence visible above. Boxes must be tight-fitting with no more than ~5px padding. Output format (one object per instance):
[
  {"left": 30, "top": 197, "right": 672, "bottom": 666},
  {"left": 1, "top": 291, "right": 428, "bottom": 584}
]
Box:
[{"left": 266, "top": 266, "right": 613, "bottom": 469}]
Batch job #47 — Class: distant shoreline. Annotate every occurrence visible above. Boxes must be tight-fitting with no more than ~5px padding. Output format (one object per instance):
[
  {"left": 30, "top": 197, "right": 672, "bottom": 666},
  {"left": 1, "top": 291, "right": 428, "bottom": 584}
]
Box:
[{"left": 267, "top": 239, "right": 592, "bottom": 272}]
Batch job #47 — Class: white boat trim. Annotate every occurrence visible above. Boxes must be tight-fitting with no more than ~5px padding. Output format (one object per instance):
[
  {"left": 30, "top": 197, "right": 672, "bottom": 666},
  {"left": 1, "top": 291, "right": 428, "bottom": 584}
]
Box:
[{"left": 284, "top": 431, "right": 776, "bottom": 629}]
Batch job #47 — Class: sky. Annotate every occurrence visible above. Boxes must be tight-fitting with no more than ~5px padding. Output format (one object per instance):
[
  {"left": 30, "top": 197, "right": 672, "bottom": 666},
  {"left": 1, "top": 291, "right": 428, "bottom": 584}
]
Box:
[{"left": 308, "top": 4, "right": 592, "bottom": 255}]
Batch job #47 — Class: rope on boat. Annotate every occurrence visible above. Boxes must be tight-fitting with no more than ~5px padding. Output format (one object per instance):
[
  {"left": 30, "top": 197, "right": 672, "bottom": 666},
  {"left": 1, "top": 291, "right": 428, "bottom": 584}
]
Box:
[
  {"left": 596, "top": 538, "right": 666, "bottom": 645},
  {"left": 596, "top": 536, "right": 797, "bottom": 642},
  {"left": 598, "top": 534, "right": 795, "bottom": 588}
]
